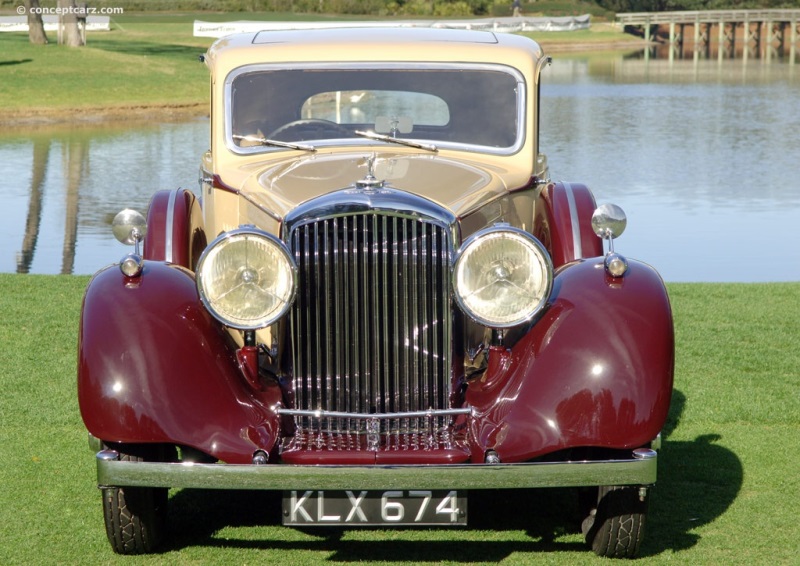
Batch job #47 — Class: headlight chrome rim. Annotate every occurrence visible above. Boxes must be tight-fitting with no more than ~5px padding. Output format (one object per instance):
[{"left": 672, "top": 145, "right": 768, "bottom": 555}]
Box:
[
  {"left": 453, "top": 226, "right": 553, "bottom": 328},
  {"left": 196, "top": 228, "right": 297, "bottom": 330}
]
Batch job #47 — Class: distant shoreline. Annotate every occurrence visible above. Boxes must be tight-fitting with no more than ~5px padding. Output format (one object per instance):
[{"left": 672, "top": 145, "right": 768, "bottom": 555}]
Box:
[{"left": 0, "top": 102, "right": 209, "bottom": 128}]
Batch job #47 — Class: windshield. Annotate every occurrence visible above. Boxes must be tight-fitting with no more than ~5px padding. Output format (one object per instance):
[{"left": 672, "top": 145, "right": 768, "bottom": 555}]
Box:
[{"left": 227, "top": 64, "right": 524, "bottom": 154}]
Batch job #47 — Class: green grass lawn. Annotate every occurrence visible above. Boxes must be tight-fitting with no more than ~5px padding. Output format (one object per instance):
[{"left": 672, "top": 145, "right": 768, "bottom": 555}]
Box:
[
  {"left": 0, "top": 18, "right": 212, "bottom": 114},
  {"left": 0, "top": 275, "right": 797, "bottom": 564},
  {"left": 0, "top": 13, "right": 640, "bottom": 117}
]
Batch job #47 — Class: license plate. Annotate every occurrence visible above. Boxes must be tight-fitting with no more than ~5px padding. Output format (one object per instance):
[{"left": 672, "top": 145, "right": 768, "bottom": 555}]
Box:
[{"left": 282, "top": 490, "right": 467, "bottom": 526}]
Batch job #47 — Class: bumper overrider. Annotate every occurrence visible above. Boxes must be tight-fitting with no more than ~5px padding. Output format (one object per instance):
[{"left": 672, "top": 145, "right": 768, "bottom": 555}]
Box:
[{"left": 95, "top": 446, "right": 657, "bottom": 491}]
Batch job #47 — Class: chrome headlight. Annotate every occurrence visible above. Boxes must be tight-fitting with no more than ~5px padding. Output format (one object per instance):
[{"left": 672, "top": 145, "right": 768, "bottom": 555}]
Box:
[
  {"left": 453, "top": 226, "right": 553, "bottom": 328},
  {"left": 196, "top": 228, "right": 296, "bottom": 330}
]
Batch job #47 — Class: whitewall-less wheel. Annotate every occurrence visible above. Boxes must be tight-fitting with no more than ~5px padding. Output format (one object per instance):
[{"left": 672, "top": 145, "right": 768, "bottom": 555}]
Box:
[
  {"left": 101, "top": 445, "right": 172, "bottom": 554},
  {"left": 582, "top": 485, "right": 648, "bottom": 558}
]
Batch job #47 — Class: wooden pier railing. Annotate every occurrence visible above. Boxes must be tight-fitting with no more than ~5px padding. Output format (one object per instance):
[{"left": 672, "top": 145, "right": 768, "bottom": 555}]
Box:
[{"left": 616, "top": 10, "right": 800, "bottom": 61}]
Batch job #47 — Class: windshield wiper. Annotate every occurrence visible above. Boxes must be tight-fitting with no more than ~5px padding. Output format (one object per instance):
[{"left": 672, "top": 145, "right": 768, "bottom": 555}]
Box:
[
  {"left": 233, "top": 134, "right": 316, "bottom": 152},
  {"left": 354, "top": 130, "right": 437, "bottom": 153}
]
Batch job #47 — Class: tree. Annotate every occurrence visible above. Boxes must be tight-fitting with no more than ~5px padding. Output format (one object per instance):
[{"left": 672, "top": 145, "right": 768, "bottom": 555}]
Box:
[
  {"left": 58, "top": 0, "right": 85, "bottom": 47},
  {"left": 25, "top": 0, "right": 48, "bottom": 45}
]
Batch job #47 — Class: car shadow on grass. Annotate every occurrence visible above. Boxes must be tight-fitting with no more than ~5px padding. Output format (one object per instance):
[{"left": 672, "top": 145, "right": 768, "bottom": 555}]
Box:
[
  {"left": 639, "top": 388, "right": 743, "bottom": 557},
  {"left": 163, "top": 389, "right": 742, "bottom": 561}
]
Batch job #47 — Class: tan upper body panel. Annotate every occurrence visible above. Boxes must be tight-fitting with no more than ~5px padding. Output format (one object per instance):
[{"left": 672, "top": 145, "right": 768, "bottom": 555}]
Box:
[
  {"left": 241, "top": 150, "right": 510, "bottom": 220},
  {"left": 204, "top": 27, "right": 548, "bottom": 229},
  {"left": 205, "top": 27, "right": 544, "bottom": 78}
]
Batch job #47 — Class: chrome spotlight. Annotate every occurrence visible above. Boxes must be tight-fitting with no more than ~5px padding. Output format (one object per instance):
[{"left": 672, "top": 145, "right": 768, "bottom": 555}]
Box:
[{"left": 592, "top": 204, "right": 628, "bottom": 277}]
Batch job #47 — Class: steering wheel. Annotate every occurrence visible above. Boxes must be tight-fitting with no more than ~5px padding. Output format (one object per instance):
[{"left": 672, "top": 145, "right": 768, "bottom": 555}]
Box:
[{"left": 267, "top": 119, "right": 351, "bottom": 141}]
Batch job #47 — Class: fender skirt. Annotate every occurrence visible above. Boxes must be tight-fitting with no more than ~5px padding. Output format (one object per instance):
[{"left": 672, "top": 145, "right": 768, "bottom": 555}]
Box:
[
  {"left": 77, "top": 261, "right": 282, "bottom": 464},
  {"left": 465, "top": 258, "right": 674, "bottom": 463}
]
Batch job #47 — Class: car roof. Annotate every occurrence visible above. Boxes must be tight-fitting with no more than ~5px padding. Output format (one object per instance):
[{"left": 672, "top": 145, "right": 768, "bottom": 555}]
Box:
[
  {"left": 252, "top": 26, "right": 503, "bottom": 45},
  {"left": 205, "top": 26, "right": 544, "bottom": 79}
]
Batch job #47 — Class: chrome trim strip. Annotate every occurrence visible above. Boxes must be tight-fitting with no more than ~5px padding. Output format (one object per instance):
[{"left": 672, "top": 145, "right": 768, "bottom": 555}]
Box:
[
  {"left": 282, "top": 186, "right": 459, "bottom": 248},
  {"left": 278, "top": 408, "right": 472, "bottom": 420},
  {"left": 239, "top": 191, "right": 283, "bottom": 223},
  {"left": 164, "top": 189, "right": 177, "bottom": 263},
  {"left": 563, "top": 182, "right": 582, "bottom": 260},
  {"left": 96, "top": 450, "right": 657, "bottom": 491},
  {"left": 535, "top": 55, "right": 553, "bottom": 84}
]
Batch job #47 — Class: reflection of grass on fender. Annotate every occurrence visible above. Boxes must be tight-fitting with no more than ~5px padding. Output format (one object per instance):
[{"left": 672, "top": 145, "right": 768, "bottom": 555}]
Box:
[{"left": 0, "top": 274, "right": 797, "bottom": 562}]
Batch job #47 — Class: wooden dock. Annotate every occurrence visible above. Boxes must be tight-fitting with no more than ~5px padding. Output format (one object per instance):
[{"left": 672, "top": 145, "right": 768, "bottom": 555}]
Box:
[{"left": 616, "top": 10, "right": 800, "bottom": 61}]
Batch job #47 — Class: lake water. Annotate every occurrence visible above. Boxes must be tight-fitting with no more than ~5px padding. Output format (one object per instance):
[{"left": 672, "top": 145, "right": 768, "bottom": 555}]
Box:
[{"left": 1, "top": 51, "right": 798, "bottom": 282}]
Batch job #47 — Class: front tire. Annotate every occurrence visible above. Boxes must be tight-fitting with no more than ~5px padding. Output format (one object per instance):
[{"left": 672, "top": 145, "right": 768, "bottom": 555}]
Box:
[
  {"left": 582, "top": 485, "right": 648, "bottom": 558},
  {"left": 101, "top": 445, "right": 171, "bottom": 554}
]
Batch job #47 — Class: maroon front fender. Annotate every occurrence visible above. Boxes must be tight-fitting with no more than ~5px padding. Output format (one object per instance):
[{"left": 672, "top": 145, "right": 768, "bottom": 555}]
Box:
[
  {"left": 466, "top": 259, "right": 674, "bottom": 463},
  {"left": 533, "top": 182, "right": 603, "bottom": 268},
  {"left": 77, "top": 262, "right": 282, "bottom": 464},
  {"left": 143, "top": 189, "right": 207, "bottom": 271}
]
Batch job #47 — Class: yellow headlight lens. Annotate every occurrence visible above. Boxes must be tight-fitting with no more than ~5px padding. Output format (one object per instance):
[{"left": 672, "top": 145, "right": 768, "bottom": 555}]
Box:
[
  {"left": 453, "top": 228, "right": 552, "bottom": 328},
  {"left": 196, "top": 229, "right": 296, "bottom": 329}
]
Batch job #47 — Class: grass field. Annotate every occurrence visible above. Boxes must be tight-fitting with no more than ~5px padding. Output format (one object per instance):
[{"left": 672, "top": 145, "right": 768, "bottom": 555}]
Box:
[
  {"left": 0, "top": 275, "right": 797, "bottom": 564},
  {"left": 0, "top": 13, "right": 642, "bottom": 118}
]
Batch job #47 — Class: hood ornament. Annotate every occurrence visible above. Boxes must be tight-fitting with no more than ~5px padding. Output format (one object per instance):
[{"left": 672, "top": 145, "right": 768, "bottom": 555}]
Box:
[{"left": 356, "top": 153, "right": 385, "bottom": 190}]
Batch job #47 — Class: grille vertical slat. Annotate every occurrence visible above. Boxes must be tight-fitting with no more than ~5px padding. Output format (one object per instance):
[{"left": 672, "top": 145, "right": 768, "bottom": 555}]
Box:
[
  {"left": 391, "top": 217, "right": 399, "bottom": 413},
  {"left": 290, "top": 211, "right": 452, "bottom": 434},
  {"left": 402, "top": 217, "right": 411, "bottom": 415},
  {"left": 381, "top": 215, "right": 390, "bottom": 416},
  {"left": 432, "top": 228, "right": 441, "bottom": 411},
  {"left": 410, "top": 220, "right": 419, "bottom": 420},
  {"left": 362, "top": 215, "right": 371, "bottom": 412},
  {"left": 420, "top": 227, "right": 429, "bottom": 413},
  {"left": 333, "top": 218, "right": 344, "bottom": 421}
]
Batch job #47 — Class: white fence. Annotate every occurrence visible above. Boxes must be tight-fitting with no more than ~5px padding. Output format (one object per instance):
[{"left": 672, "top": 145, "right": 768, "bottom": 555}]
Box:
[
  {"left": 0, "top": 15, "right": 111, "bottom": 32},
  {"left": 193, "top": 15, "right": 591, "bottom": 38}
]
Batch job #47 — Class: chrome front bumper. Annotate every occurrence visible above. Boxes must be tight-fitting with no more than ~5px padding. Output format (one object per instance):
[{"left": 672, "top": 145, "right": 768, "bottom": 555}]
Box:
[{"left": 95, "top": 448, "right": 657, "bottom": 491}]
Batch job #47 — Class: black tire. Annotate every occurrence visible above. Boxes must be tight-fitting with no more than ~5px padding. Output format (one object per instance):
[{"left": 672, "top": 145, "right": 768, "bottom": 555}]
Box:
[
  {"left": 581, "top": 485, "right": 648, "bottom": 558},
  {"left": 101, "top": 445, "right": 171, "bottom": 554}
]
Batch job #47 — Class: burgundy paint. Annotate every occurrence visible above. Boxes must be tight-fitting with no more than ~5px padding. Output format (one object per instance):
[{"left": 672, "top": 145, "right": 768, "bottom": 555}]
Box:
[
  {"left": 78, "top": 252, "right": 671, "bottom": 466},
  {"left": 236, "top": 346, "right": 261, "bottom": 391},
  {"left": 533, "top": 182, "right": 603, "bottom": 268},
  {"left": 213, "top": 174, "right": 239, "bottom": 194},
  {"left": 465, "top": 259, "right": 674, "bottom": 463},
  {"left": 143, "top": 189, "right": 206, "bottom": 270},
  {"left": 77, "top": 262, "right": 283, "bottom": 464}
]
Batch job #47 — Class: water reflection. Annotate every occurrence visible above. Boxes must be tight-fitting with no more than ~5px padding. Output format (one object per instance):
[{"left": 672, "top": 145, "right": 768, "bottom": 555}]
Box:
[
  {"left": 12, "top": 134, "right": 87, "bottom": 274},
  {"left": 1, "top": 51, "right": 798, "bottom": 281},
  {"left": 539, "top": 51, "right": 800, "bottom": 282},
  {"left": 17, "top": 138, "right": 49, "bottom": 273},
  {"left": 1, "top": 119, "right": 208, "bottom": 275}
]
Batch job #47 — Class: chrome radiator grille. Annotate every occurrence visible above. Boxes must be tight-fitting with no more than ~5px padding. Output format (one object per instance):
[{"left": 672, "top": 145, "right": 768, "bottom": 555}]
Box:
[{"left": 288, "top": 212, "right": 453, "bottom": 434}]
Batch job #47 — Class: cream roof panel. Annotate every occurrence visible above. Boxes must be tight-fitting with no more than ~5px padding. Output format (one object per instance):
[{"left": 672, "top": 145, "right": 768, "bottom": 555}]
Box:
[
  {"left": 205, "top": 27, "right": 544, "bottom": 80},
  {"left": 252, "top": 27, "right": 500, "bottom": 45}
]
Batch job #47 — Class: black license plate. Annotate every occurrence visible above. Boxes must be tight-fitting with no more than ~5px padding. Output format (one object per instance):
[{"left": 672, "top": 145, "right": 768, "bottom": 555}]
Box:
[{"left": 282, "top": 490, "right": 467, "bottom": 526}]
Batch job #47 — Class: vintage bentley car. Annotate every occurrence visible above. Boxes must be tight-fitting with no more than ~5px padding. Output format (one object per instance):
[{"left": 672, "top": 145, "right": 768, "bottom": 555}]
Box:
[{"left": 78, "top": 27, "right": 674, "bottom": 558}]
